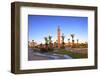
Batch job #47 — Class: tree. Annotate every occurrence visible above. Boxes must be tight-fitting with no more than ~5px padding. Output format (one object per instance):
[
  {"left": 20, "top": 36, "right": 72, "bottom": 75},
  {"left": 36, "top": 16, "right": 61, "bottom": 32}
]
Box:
[
  {"left": 70, "top": 34, "right": 74, "bottom": 40},
  {"left": 70, "top": 34, "right": 75, "bottom": 47},
  {"left": 32, "top": 40, "right": 35, "bottom": 48},
  {"left": 48, "top": 35, "right": 52, "bottom": 44},
  {"left": 44, "top": 37, "right": 49, "bottom": 49},
  {"left": 68, "top": 38, "right": 70, "bottom": 46},
  {"left": 68, "top": 38, "right": 70, "bottom": 42},
  {"left": 40, "top": 43, "right": 43, "bottom": 48},
  {"left": 61, "top": 33, "right": 65, "bottom": 43},
  {"left": 48, "top": 35, "right": 53, "bottom": 49},
  {"left": 77, "top": 39, "right": 79, "bottom": 44},
  {"left": 44, "top": 37, "right": 48, "bottom": 44},
  {"left": 61, "top": 33, "right": 65, "bottom": 48}
]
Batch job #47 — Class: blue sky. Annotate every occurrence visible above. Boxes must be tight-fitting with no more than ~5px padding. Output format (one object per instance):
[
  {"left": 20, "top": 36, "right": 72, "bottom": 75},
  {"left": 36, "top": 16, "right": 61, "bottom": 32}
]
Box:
[{"left": 28, "top": 15, "right": 88, "bottom": 44}]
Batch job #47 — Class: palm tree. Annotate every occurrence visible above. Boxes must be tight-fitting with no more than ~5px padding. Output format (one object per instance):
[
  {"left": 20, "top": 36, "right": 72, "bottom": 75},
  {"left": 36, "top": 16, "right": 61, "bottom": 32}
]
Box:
[
  {"left": 77, "top": 39, "right": 79, "bottom": 44},
  {"left": 44, "top": 37, "right": 48, "bottom": 44},
  {"left": 61, "top": 33, "right": 65, "bottom": 43},
  {"left": 68, "top": 38, "right": 70, "bottom": 46},
  {"left": 32, "top": 40, "right": 34, "bottom": 48},
  {"left": 32, "top": 40, "right": 34, "bottom": 42},
  {"left": 40, "top": 43, "right": 43, "bottom": 48},
  {"left": 61, "top": 33, "right": 65, "bottom": 48},
  {"left": 48, "top": 35, "right": 53, "bottom": 49},
  {"left": 70, "top": 34, "right": 75, "bottom": 47},
  {"left": 71, "top": 34, "right": 74, "bottom": 40},
  {"left": 44, "top": 37, "right": 48, "bottom": 49},
  {"left": 68, "top": 38, "right": 70, "bottom": 42},
  {"left": 76, "top": 39, "right": 79, "bottom": 47},
  {"left": 48, "top": 35, "right": 52, "bottom": 44}
]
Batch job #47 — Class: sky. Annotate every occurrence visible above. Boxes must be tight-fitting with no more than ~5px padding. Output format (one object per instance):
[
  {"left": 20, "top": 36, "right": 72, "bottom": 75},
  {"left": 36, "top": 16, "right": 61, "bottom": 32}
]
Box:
[{"left": 28, "top": 15, "right": 88, "bottom": 44}]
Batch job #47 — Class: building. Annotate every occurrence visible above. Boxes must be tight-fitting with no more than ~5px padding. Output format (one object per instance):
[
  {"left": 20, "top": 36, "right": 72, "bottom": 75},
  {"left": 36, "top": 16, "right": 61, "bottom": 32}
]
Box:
[{"left": 57, "top": 26, "right": 61, "bottom": 48}]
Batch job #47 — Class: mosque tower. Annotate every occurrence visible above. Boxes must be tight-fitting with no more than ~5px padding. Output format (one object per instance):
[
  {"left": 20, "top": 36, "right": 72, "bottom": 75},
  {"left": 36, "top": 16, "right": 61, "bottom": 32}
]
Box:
[{"left": 57, "top": 26, "right": 60, "bottom": 48}]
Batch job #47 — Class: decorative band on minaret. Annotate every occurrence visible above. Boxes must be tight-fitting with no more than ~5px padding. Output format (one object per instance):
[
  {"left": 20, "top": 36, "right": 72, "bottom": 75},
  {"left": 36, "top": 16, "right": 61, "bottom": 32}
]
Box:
[{"left": 57, "top": 26, "right": 60, "bottom": 48}]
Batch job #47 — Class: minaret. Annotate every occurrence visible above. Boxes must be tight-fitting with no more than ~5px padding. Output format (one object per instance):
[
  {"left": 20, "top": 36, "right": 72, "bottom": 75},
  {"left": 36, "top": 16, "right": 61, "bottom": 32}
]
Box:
[{"left": 57, "top": 26, "right": 60, "bottom": 48}]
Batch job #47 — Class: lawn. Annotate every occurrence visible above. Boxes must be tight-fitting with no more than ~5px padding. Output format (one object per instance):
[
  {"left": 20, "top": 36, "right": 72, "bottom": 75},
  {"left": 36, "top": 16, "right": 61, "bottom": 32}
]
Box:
[{"left": 54, "top": 49, "right": 88, "bottom": 58}]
